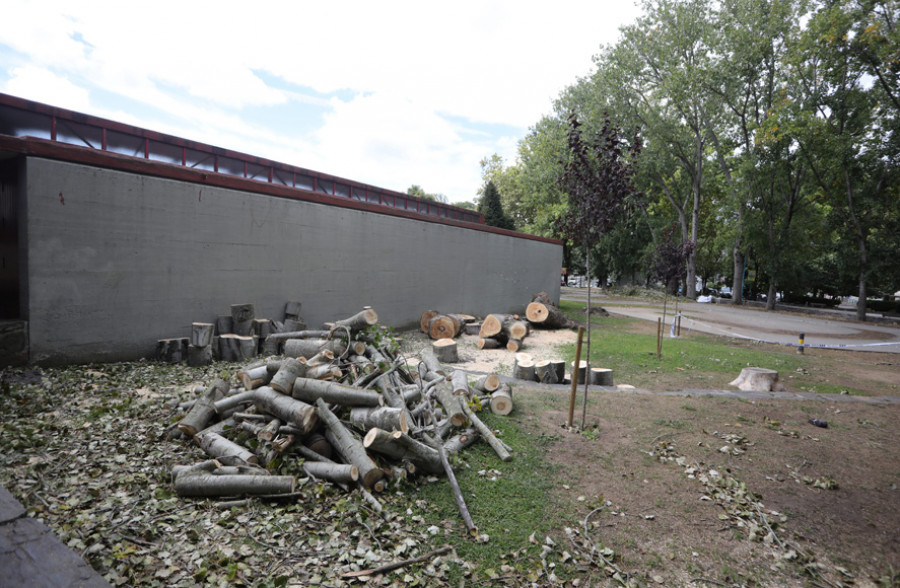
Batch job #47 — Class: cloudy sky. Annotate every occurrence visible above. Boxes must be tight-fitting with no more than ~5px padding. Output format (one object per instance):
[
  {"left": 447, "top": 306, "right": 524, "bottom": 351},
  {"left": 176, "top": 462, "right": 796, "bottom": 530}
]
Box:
[{"left": 1, "top": 1, "right": 641, "bottom": 204}]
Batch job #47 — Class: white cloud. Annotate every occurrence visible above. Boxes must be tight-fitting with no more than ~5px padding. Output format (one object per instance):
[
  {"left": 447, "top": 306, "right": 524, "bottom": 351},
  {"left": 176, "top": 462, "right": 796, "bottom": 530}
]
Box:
[{"left": 0, "top": 0, "right": 641, "bottom": 203}]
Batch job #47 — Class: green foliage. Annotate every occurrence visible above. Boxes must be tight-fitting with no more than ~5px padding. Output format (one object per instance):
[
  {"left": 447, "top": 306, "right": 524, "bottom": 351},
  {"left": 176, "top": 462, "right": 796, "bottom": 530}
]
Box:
[{"left": 477, "top": 180, "right": 515, "bottom": 230}]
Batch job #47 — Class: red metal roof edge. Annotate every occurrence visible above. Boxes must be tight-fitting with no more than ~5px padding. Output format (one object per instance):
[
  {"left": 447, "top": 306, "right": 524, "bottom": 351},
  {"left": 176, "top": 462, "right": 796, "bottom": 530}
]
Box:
[{"left": 0, "top": 134, "right": 562, "bottom": 246}]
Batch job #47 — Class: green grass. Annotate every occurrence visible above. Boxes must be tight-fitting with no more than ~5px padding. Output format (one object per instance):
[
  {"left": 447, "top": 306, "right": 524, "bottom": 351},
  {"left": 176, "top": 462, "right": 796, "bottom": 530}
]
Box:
[{"left": 412, "top": 411, "right": 578, "bottom": 582}]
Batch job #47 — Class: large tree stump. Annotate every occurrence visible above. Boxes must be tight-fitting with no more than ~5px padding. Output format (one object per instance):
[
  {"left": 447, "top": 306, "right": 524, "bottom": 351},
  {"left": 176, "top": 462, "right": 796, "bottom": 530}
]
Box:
[
  {"left": 729, "top": 367, "right": 783, "bottom": 392},
  {"left": 231, "top": 303, "right": 256, "bottom": 336},
  {"left": 525, "top": 301, "right": 573, "bottom": 329},
  {"left": 432, "top": 338, "right": 459, "bottom": 363},
  {"left": 215, "top": 315, "right": 233, "bottom": 335},
  {"left": 589, "top": 368, "right": 614, "bottom": 386},
  {"left": 188, "top": 344, "right": 213, "bottom": 367},
  {"left": 316, "top": 398, "right": 383, "bottom": 489},
  {"left": 478, "top": 314, "right": 516, "bottom": 338},
  {"left": 477, "top": 337, "right": 503, "bottom": 350},
  {"left": 571, "top": 360, "right": 588, "bottom": 385},
  {"left": 156, "top": 338, "right": 188, "bottom": 363},
  {"left": 420, "top": 310, "right": 440, "bottom": 333},
  {"left": 490, "top": 384, "right": 513, "bottom": 416},
  {"left": 551, "top": 360, "right": 567, "bottom": 383},
  {"left": 191, "top": 322, "right": 215, "bottom": 347},
  {"left": 284, "top": 301, "right": 303, "bottom": 320},
  {"left": 513, "top": 357, "right": 536, "bottom": 381},
  {"left": 219, "top": 334, "right": 256, "bottom": 362},
  {"left": 534, "top": 360, "right": 559, "bottom": 384}
]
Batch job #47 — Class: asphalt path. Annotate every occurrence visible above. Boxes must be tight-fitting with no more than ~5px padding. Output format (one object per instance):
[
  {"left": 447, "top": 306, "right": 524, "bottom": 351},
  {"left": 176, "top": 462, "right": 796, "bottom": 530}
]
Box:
[{"left": 560, "top": 288, "right": 900, "bottom": 354}]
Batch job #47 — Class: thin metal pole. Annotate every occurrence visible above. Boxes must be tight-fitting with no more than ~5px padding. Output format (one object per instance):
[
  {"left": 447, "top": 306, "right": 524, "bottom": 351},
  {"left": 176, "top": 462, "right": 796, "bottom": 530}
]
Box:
[{"left": 567, "top": 326, "right": 584, "bottom": 429}]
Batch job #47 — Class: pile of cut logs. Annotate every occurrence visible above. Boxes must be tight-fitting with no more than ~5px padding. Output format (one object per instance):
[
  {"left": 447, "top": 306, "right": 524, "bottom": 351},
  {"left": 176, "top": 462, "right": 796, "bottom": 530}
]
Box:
[
  {"left": 157, "top": 301, "right": 308, "bottom": 366},
  {"left": 168, "top": 308, "right": 511, "bottom": 530}
]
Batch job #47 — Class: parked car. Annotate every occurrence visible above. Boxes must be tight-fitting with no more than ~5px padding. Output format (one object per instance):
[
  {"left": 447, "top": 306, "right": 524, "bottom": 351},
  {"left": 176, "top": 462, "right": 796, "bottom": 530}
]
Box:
[{"left": 719, "top": 286, "right": 732, "bottom": 299}]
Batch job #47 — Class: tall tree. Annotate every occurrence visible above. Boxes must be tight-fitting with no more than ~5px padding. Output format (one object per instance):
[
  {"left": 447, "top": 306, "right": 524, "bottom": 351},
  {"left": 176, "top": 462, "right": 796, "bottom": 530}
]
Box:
[{"left": 478, "top": 181, "right": 515, "bottom": 231}]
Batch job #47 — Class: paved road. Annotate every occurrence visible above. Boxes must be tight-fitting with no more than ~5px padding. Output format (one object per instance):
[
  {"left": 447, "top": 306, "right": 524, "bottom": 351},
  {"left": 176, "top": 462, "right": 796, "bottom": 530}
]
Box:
[{"left": 561, "top": 288, "right": 900, "bottom": 354}]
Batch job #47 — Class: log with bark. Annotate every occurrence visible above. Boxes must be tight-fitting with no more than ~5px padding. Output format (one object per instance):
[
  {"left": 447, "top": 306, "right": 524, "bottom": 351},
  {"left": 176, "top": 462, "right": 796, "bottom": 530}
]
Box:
[
  {"left": 589, "top": 368, "right": 614, "bottom": 387},
  {"left": 191, "top": 322, "right": 215, "bottom": 347},
  {"left": 331, "top": 307, "right": 379, "bottom": 335},
  {"left": 490, "top": 384, "right": 513, "bottom": 416},
  {"left": 420, "top": 310, "right": 440, "bottom": 333},
  {"left": 426, "top": 314, "right": 465, "bottom": 340},
  {"left": 292, "top": 377, "right": 383, "bottom": 407},
  {"left": 197, "top": 431, "right": 258, "bottom": 464},
  {"left": 316, "top": 398, "right": 384, "bottom": 489},
  {"left": 432, "top": 379, "right": 466, "bottom": 427},
  {"left": 476, "top": 337, "right": 503, "bottom": 350},
  {"left": 177, "top": 378, "right": 230, "bottom": 437},
  {"left": 432, "top": 338, "right": 458, "bottom": 363},
  {"left": 459, "top": 399, "right": 511, "bottom": 462},
  {"left": 525, "top": 292, "right": 574, "bottom": 329},
  {"left": 283, "top": 338, "right": 348, "bottom": 360},
  {"left": 472, "top": 374, "right": 501, "bottom": 394},
  {"left": 450, "top": 370, "right": 471, "bottom": 398},
  {"left": 174, "top": 473, "right": 295, "bottom": 497},
  {"left": 534, "top": 360, "right": 559, "bottom": 384},
  {"left": 231, "top": 303, "right": 256, "bottom": 336},
  {"left": 219, "top": 334, "right": 257, "bottom": 362},
  {"left": 301, "top": 461, "right": 359, "bottom": 484},
  {"left": 188, "top": 344, "right": 213, "bottom": 367},
  {"left": 156, "top": 338, "right": 188, "bottom": 363},
  {"left": 270, "top": 357, "right": 308, "bottom": 393},
  {"left": 350, "top": 406, "right": 409, "bottom": 434},
  {"left": 729, "top": 367, "right": 784, "bottom": 392},
  {"left": 252, "top": 386, "right": 318, "bottom": 434},
  {"left": 513, "top": 357, "right": 536, "bottom": 381}
]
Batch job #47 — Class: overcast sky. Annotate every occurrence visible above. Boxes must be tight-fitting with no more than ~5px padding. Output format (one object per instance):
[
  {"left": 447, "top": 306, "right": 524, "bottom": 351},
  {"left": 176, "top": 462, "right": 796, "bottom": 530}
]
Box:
[{"left": 1, "top": 1, "right": 642, "bottom": 204}]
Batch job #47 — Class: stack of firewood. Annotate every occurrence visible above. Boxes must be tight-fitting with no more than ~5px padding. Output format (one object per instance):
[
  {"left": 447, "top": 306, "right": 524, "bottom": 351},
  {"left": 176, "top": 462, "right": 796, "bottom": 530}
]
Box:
[{"left": 168, "top": 308, "right": 512, "bottom": 527}]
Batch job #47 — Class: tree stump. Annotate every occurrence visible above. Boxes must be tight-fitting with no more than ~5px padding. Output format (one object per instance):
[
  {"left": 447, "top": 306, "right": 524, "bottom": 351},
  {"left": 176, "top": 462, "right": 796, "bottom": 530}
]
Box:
[
  {"left": 513, "top": 358, "right": 536, "bottom": 381},
  {"left": 589, "top": 368, "right": 614, "bottom": 386},
  {"left": 472, "top": 373, "right": 500, "bottom": 393},
  {"left": 729, "top": 367, "right": 783, "bottom": 392},
  {"left": 188, "top": 344, "right": 213, "bottom": 367},
  {"left": 420, "top": 310, "right": 440, "bottom": 333},
  {"left": 534, "top": 360, "right": 559, "bottom": 384},
  {"left": 525, "top": 301, "right": 573, "bottom": 329},
  {"left": 550, "top": 360, "right": 567, "bottom": 383},
  {"left": 571, "top": 360, "right": 588, "bottom": 385},
  {"left": 219, "top": 334, "right": 256, "bottom": 362},
  {"left": 432, "top": 338, "right": 459, "bottom": 363},
  {"left": 191, "top": 322, "right": 215, "bottom": 347},
  {"left": 284, "top": 301, "right": 303, "bottom": 320},
  {"left": 231, "top": 303, "right": 256, "bottom": 336},
  {"left": 156, "top": 338, "right": 188, "bottom": 363}
]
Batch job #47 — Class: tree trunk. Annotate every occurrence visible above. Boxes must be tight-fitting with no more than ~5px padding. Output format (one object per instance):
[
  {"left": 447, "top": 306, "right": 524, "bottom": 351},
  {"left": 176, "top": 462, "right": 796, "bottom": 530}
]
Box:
[
  {"left": 191, "top": 322, "right": 215, "bottom": 347},
  {"left": 433, "top": 379, "right": 466, "bottom": 427},
  {"left": 732, "top": 234, "right": 745, "bottom": 306},
  {"left": 284, "top": 300, "right": 303, "bottom": 320},
  {"left": 525, "top": 302, "right": 573, "bottom": 329},
  {"left": 283, "top": 338, "right": 348, "bottom": 360},
  {"left": 332, "top": 307, "right": 379, "bottom": 334},
  {"left": 231, "top": 303, "right": 256, "bottom": 336},
  {"left": 301, "top": 461, "right": 359, "bottom": 484},
  {"left": 291, "top": 377, "right": 382, "bottom": 407},
  {"left": 213, "top": 389, "right": 256, "bottom": 415},
  {"left": 174, "top": 473, "right": 294, "bottom": 497},
  {"left": 427, "top": 314, "right": 464, "bottom": 340},
  {"left": 571, "top": 360, "right": 588, "bottom": 385},
  {"left": 477, "top": 337, "right": 503, "bottom": 350},
  {"left": 270, "top": 357, "right": 308, "bottom": 394},
  {"left": 177, "top": 378, "right": 229, "bottom": 437},
  {"left": 350, "top": 406, "right": 409, "bottom": 434},
  {"left": 512, "top": 358, "right": 535, "bottom": 381},
  {"left": 490, "top": 384, "right": 513, "bottom": 416},
  {"left": 506, "top": 338, "right": 524, "bottom": 352},
  {"left": 156, "top": 338, "right": 188, "bottom": 363},
  {"left": 219, "top": 334, "right": 257, "bottom": 362},
  {"left": 316, "top": 398, "right": 383, "bottom": 489},
  {"left": 472, "top": 374, "right": 500, "bottom": 393},
  {"left": 252, "top": 386, "right": 318, "bottom": 434},
  {"left": 450, "top": 370, "right": 470, "bottom": 397},
  {"left": 478, "top": 314, "right": 516, "bottom": 338},
  {"left": 420, "top": 310, "right": 440, "bottom": 333},
  {"left": 534, "top": 360, "right": 559, "bottom": 384},
  {"left": 188, "top": 344, "right": 213, "bottom": 367},
  {"left": 432, "top": 338, "right": 458, "bottom": 363},
  {"left": 197, "top": 431, "right": 258, "bottom": 464},
  {"left": 589, "top": 368, "right": 613, "bottom": 387},
  {"left": 238, "top": 364, "right": 273, "bottom": 390},
  {"left": 551, "top": 360, "right": 567, "bottom": 383},
  {"left": 363, "top": 428, "right": 443, "bottom": 474}
]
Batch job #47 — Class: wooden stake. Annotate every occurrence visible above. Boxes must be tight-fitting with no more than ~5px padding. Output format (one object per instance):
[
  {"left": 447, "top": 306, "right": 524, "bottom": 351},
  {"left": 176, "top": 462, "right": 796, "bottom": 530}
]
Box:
[{"left": 567, "top": 326, "right": 584, "bottom": 429}]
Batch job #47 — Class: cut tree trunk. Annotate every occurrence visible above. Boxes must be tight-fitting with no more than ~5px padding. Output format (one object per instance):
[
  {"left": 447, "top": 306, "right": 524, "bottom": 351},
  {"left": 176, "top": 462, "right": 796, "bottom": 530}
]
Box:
[
  {"left": 188, "top": 344, "right": 213, "bottom": 367},
  {"left": 450, "top": 370, "right": 471, "bottom": 398},
  {"left": 252, "top": 386, "right": 318, "bottom": 434},
  {"left": 302, "top": 461, "right": 359, "bottom": 484},
  {"left": 472, "top": 374, "right": 500, "bottom": 393},
  {"left": 534, "top": 360, "right": 559, "bottom": 384},
  {"left": 284, "top": 301, "right": 303, "bottom": 320},
  {"left": 571, "top": 360, "right": 588, "bottom": 385},
  {"left": 292, "top": 377, "right": 383, "bottom": 407},
  {"left": 283, "top": 338, "right": 348, "bottom": 360},
  {"left": 316, "top": 398, "right": 383, "bottom": 489},
  {"left": 427, "top": 314, "right": 464, "bottom": 340},
  {"left": 363, "top": 428, "right": 442, "bottom": 474},
  {"left": 219, "top": 334, "right": 257, "bottom": 362},
  {"left": 477, "top": 337, "right": 503, "bottom": 350},
  {"left": 513, "top": 358, "right": 535, "bottom": 381},
  {"left": 478, "top": 314, "right": 515, "bottom": 338},
  {"left": 231, "top": 303, "right": 256, "bottom": 336},
  {"left": 525, "top": 301, "right": 573, "bottom": 329},
  {"left": 174, "top": 473, "right": 294, "bottom": 497},
  {"left": 490, "top": 384, "right": 513, "bottom": 416},
  {"left": 213, "top": 389, "right": 255, "bottom": 416},
  {"left": 191, "top": 322, "right": 215, "bottom": 347},
  {"left": 420, "top": 310, "right": 440, "bottom": 333},
  {"left": 270, "top": 357, "right": 308, "bottom": 393},
  {"left": 215, "top": 315, "right": 233, "bottom": 335},
  {"left": 464, "top": 322, "right": 482, "bottom": 336},
  {"left": 433, "top": 379, "right": 466, "bottom": 427},
  {"left": 197, "top": 431, "right": 258, "bottom": 464},
  {"left": 332, "top": 307, "right": 379, "bottom": 334},
  {"left": 589, "top": 368, "right": 614, "bottom": 386},
  {"left": 156, "top": 338, "right": 188, "bottom": 363},
  {"left": 506, "top": 338, "right": 524, "bottom": 352},
  {"left": 420, "top": 349, "right": 446, "bottom": 376},
  {"left": 238, "top": 364, "right": 272, "bottom": 390},
  {"left": 177, "top": 378, "right": 229, "bottom": 437},
  {"left": 349, "top": 406, "right": 409, "bottom": 434},
  {"left": 459, "top": 400, "right": 511, "bottom": 462},
  {"left": 551, "top": 360, "right": 567, "bottom": 383},
  {"left": 304, "top": 433, "right": 333, "bottom": 460},
  {"left": 729, "top": 367, "right": 783, "bottom": 392},
  {"left": 267, "top": 329, "right": 334, "bottom": 341},
  {"left": 432, "top": 338, "right": 458, "bottom": 363}
]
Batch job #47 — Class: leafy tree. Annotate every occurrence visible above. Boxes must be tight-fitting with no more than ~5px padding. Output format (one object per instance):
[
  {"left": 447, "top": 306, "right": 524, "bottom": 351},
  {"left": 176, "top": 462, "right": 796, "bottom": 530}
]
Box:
[
  {"left": 406, "top": 185, "right": 448, "bottom": 203},
  {"left": 558, "top": 112, "right": 642, "bottom": 428},
  {"left": 478, "top": 181, "right": 515, "bottom": 230}
]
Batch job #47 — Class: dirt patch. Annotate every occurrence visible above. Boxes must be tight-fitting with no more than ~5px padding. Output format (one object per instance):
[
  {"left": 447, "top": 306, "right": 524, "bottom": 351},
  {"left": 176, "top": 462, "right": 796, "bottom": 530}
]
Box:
[{"left": 514, "top": 386, "right": 900, "bottom": 587}]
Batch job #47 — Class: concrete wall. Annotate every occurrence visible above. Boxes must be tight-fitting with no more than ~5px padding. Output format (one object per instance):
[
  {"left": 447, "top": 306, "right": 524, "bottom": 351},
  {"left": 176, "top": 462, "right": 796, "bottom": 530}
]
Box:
[{"left": 23, "top": 157, "right": 562, "bottom": 364}]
